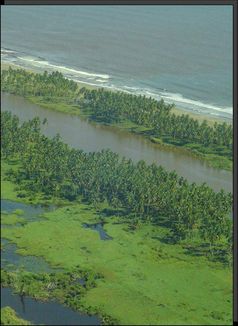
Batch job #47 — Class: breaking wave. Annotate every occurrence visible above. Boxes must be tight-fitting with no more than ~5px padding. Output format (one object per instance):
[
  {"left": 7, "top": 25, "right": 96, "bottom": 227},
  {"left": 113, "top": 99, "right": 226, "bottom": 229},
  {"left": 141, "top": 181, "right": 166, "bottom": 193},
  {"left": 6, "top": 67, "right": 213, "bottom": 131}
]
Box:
[{"left": 1, "top": 47, "right": 232, "bottom": 119}]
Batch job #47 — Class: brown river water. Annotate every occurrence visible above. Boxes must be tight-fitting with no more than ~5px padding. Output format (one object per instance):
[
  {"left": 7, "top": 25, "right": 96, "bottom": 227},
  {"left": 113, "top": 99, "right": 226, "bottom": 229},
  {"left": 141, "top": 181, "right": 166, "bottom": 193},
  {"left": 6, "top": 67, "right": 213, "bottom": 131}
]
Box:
[{"left": 1, "top": 92, "right": 232, "bottom": 193}]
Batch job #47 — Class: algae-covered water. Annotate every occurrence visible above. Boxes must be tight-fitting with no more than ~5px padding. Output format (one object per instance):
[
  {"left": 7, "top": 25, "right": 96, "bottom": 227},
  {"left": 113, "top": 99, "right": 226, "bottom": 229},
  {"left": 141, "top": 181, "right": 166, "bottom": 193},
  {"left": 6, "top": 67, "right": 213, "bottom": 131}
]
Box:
[{"left": 1, "top": 199, "right": 101, "bottom": 325}]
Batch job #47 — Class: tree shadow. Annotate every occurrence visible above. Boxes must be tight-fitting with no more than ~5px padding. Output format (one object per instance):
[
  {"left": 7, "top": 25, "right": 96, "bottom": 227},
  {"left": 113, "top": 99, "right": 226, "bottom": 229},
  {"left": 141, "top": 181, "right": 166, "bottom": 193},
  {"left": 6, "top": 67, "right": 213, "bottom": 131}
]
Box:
[
  {"left": 183, "top": 243, "right": 210, "bottom": 257},
  {"left": 183, "top": 243, "right": 230, "bottom": 265},
  {"left": 100, "top": 207, "right": 126, "bottom": 218}
]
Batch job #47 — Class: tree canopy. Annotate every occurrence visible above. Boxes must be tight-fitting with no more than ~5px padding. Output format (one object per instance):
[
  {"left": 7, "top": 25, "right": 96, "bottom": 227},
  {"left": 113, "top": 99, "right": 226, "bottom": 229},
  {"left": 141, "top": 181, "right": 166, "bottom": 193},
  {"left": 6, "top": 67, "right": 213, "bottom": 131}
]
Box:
[
  {"left": 1, "top": 111, "right": 232, "bottom": 260},
  {"left": 1, "top": 68, "right": 232, "bottom": 164}
]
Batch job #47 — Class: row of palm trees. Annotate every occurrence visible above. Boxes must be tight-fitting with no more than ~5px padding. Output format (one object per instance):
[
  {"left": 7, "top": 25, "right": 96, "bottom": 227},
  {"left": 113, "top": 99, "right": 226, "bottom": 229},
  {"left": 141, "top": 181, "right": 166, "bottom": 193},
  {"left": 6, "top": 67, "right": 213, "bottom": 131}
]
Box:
[
  {"left": 80, "top": 88, "right": 232, "bottom": 149},
  {"left": 1, "top": 67, "right": 77, "bottom": 99},
  {"left": 1, "top": 68, "right": 232, "bottom": 155},
  {"left": 1, "top": 112, "right": 232, "bottom": 259}
]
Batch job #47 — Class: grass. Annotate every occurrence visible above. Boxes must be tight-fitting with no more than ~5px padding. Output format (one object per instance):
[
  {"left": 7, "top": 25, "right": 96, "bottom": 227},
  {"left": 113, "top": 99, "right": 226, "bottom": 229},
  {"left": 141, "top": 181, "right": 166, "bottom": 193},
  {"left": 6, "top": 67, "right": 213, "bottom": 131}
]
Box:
[
  {"left": 1, "top": 202, "right": 232, "bottom": 325},
  {"left": 1, "top": 156, "right": 232, "bottom": 325},
  {"left": 1, "top": 160, "right": 23, "bottom": 202},
  {"left": 1, "top": 306, "right": 32, "bottom": 325},
  {"left": 1, "top": 159, "right": 70, "bottom": 207},
  {"left": 1, "top": 212, "right": 26, "bottom": 226},
  {"left": 27, "top": 96, "right": 82, "bottom": 116}
]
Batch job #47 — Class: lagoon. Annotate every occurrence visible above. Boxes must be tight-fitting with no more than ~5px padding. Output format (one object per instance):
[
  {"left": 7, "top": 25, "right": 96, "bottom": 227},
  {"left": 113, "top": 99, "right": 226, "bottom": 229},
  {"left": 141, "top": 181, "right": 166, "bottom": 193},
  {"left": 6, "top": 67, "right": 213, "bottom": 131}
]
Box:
[{"left": 2, "top": 92, "right": 232, "bottom": 192}]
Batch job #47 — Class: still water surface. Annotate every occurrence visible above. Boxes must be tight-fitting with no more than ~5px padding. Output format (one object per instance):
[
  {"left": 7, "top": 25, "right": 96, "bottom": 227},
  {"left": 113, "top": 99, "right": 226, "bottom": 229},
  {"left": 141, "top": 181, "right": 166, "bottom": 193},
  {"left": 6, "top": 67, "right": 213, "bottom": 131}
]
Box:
[
  {"left": 2, "top": 93, "right": 232, "bottom": 192},
  {"left": 1, "top": 288, "right": 100, "bottom": 325},
  {"left": 1, "top": 199, "right": 100, "bottom": 325},
  {"left": 1, "top": 199, "right": 57, "bottom": 272},
  {"left": 1, "top": 6, "right": 232, "bottom": 116}
]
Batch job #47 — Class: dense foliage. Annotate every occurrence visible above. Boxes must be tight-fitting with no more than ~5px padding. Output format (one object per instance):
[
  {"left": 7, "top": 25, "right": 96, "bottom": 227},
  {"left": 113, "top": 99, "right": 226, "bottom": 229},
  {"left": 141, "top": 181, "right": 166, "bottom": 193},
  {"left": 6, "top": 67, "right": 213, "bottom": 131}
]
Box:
[
  {"left": 1, "top": 306, "right": 31, "bottom": 325},
  {"left": 1, "top": 68, "right": 232, "bottom": 164},
  {"left": 1, "top": 67, "right": 77, "bottom": 100},
  {"left": 1, "top": 112, "right": 232, "bottom": 260},
  {"left": 1, "top": 268, "right": 118, "bottom": 325},
  {"left": 80, "top": 87, "right": 232, "bottom": 153}
]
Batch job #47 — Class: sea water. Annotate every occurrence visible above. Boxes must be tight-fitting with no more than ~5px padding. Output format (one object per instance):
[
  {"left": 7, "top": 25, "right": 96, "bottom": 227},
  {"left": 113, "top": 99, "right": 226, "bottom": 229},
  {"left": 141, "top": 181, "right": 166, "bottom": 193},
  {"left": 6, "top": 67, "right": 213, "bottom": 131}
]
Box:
[{"left": 1, "top": 5, "right": 232, "bottom": 118}]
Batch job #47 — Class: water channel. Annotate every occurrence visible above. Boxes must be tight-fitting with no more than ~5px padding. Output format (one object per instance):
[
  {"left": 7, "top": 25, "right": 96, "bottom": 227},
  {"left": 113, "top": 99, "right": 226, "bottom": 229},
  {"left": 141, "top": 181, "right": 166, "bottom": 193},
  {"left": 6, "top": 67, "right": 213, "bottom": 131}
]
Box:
[
  {"left": 2, "top": 92, "right": 232, "bottom": 193},
  {"left": 1, "top": 288, "right": 100, "bottom": 325},
  {"left": 1, "top": 92, "right": 233, "bottom": 324},
  {"left": 82, "top": 222, "right": 113, "bottom": 240},
  {"left": 1, "top": 199, "right": 100, "bottom": 325}
]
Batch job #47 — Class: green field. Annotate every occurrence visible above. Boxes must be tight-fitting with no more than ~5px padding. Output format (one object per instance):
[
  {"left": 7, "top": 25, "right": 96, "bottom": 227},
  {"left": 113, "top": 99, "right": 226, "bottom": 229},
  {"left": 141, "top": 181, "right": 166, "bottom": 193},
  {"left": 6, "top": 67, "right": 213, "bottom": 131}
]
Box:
[
  {"left": 1, "top": 307, "right": 31, "bottom": 325},
  {"left": 1, "top": 212, "right": 25, "bottom": 226},
  {"left": 1, "top": 161, "right": 232, "bottom": 325}
]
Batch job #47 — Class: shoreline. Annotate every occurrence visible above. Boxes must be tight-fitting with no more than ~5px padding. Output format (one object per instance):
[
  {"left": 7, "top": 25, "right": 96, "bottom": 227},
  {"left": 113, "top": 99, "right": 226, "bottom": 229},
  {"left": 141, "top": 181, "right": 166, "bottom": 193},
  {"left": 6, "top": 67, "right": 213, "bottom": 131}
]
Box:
[
  {"left": 2, "top": 92, "right": 232, "bottom": 172},
  {"left": 1, "top": 63, "right": 232, "bottom": 171},
  {"left": 1, "top": 62, "right": 231, "bottom": 125}
]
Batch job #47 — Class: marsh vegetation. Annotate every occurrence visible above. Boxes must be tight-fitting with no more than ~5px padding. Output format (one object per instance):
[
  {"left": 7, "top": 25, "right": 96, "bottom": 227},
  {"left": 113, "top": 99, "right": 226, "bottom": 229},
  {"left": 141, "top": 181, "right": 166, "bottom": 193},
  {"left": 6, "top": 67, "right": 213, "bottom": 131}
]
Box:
[{"left": 1, "top": 68, "right": 233, "bottom": 325}]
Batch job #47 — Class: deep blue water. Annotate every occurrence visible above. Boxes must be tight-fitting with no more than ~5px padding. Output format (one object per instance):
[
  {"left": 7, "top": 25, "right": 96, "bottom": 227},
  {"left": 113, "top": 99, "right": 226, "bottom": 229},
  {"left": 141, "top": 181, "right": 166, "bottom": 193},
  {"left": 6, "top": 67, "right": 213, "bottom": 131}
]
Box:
[{"left": 1, "top": 5, "right": 232, "bottom": 118}]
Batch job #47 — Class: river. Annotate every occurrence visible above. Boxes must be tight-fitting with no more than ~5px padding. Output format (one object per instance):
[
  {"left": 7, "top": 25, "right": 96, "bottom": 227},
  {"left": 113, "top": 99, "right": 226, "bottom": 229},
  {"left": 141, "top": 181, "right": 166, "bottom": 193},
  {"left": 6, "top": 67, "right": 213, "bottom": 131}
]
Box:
[
  {"left": 1, "top": 288, "right": 100, "bottom": 325},
  {"left": 1, "top": 92, "right": 232, "bottom": 193}
]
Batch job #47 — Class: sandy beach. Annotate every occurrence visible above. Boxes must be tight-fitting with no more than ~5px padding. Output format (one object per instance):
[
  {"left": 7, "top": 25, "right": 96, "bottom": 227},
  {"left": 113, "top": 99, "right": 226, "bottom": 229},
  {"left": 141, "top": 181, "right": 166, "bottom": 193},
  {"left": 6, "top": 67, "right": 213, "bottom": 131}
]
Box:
[{"left": 1, "top": 61, "right": 231, "bottom": 125}]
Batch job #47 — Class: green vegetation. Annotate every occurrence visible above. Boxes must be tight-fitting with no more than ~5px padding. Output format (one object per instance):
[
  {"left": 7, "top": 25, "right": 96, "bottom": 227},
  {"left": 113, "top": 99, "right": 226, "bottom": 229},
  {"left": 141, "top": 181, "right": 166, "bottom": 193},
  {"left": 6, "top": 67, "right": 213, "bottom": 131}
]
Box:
[
  {"left": 1, "top": 268, "right": 117, "bottom": 325},
  {"left": 1, "top": 159, "right": 69, "bottom": 207},
  {"left": 1, "top": 212, "right": 26, "bottom": 226},
  {"left": 1, "top": 112, "right": 232, "bottom": 262},
  {"left": 27, "top": 96, "right": 82, "bottom": 116},
  {"left": 0, "top": 84, "right": 232, "bottom": 324},
  {"left": 1, "top": 67, "right": 232, "bottom": 170},
  {"left": 1, "top": 203, "right": 232, "bottom": 325},
  {"left": 1, "top": 306, "right": 31, "bottom": 325},
  {"left": 1, "top": 160, "right": 21, "bottom": 202}
]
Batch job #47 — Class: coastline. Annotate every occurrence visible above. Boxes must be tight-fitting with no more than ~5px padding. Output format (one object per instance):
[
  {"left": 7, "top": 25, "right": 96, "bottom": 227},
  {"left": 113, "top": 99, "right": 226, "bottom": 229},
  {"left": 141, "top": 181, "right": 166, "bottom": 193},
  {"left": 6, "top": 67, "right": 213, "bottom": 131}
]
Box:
[
  {"left": 1, "top": 62, "right": 231, "bottom": 125},
  {"left": 1, "top": 62, "right": 232, "bottom": 171}
]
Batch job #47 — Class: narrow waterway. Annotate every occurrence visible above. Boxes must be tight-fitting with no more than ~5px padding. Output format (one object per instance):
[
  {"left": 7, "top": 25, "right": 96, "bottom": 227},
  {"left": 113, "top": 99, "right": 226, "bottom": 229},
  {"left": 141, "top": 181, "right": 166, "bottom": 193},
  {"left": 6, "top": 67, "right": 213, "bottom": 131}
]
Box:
[
  {"left": 82, "top": 222, "right": 113, "bottom": 240},
  {"left": 1, "top": 92, "right": 232, "bottom": 192},
  {"left": 1, "top": 288, "right": 100, "bottom": 325},
  {"left": 1, "top": 199, "right": 58, "bottom": 273},
  {"left": 1, "top": 199, "right": 100, "bottom": 325}
]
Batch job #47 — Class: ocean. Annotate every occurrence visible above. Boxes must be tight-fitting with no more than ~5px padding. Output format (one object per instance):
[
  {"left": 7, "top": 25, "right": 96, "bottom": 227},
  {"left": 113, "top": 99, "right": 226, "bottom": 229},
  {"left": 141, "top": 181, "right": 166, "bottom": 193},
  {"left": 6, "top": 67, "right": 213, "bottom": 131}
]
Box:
[{"left": 1, "top": 5, "right": 233, "bottom": 119}]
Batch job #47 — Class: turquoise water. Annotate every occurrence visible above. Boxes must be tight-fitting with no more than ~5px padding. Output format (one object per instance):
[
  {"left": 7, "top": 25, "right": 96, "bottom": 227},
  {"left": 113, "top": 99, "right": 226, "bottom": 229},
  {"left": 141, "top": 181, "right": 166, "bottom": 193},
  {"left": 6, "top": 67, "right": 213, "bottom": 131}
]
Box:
[{"left": 1, "top": 5, "right": 232, "bottom": 118}]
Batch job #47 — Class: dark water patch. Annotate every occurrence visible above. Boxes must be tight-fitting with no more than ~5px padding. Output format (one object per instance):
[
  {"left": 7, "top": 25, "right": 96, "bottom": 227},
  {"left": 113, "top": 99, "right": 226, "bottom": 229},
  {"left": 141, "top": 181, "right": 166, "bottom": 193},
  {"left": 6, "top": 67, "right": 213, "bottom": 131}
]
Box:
[
  {"left": 100, "top": 207, "right": 125, "bottom": 218},
  {"left": 1, "top": 222, "right": 25, "bottom": 229},
  {"left": 1, "top": 199, "right": 60, "bottom": 272},
  {"left": 1, "top": 239, "right": 57, "bottom": 273},
  {"left": 82, "top": 223, "right": 112, "bottom": 240},
  {"left": 74, "top": 278, "right": 86, "bottom": 287},
  {"left": 1, "top": 287, "right": 100, "bottom": 325},
  {"left": 1, "top": 199, "right": 54, "bottom": 223}
]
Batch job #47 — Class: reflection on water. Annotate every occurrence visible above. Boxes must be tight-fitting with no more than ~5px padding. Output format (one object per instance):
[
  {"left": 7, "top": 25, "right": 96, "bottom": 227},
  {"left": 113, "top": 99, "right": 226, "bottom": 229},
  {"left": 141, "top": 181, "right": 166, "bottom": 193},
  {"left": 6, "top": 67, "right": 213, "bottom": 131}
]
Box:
[
  {"left": 1, "top": 238, "right": 56, "bottom": 273},
  {"left": 82, "top": 223, "right": 113, "bottom": 240},
  {"left": 1, "top": 93, "right": 232, "bottom": 192},
  {"left": 1, "top": 199, "right": 58, "bottom": 273},
  {"left": 1, "top": 199, "right": 54, "bottom": 228},
  {"left": 1, "top": 199, "right": 53, "bottom": 222},
  {"left": 1, "top": 288, "right": 100, "bottom": 325},
  {"left": 1, "top": 199, "right": 100, "bottom": 325}
]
